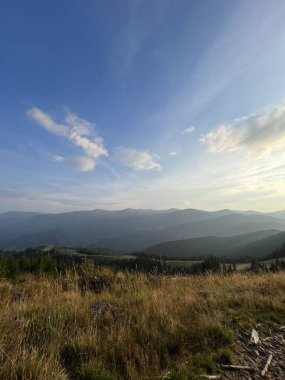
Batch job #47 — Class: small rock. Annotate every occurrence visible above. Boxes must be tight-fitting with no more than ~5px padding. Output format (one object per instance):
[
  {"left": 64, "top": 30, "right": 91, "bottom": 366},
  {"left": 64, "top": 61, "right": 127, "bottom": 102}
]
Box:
[{"left": 249, "top": 329, "right": 259, "bottom": 345}]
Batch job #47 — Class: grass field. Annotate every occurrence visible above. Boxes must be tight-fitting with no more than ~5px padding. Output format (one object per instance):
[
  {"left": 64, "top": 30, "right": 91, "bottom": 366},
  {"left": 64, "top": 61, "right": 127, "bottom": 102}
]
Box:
[
  {"left": 224, "top": 262, "right": 251, "bottom": 271},
  {"left": 52, "top": 246, "right": 264, "bottom": 271},
  {"left": 165, "top": 260, "right": 202, "bottom": 268},
  {"left": 261, "top": 257, "right": 285, "bottom": 267},
  {"left": 55, "top": 247, "right": 246, "bottom": 269},
  {"left": 0, "top": 264, "right": 285, "bottom": 379},
  {"left": 57, "top": 247, "right": 136, "bottom": 260}
]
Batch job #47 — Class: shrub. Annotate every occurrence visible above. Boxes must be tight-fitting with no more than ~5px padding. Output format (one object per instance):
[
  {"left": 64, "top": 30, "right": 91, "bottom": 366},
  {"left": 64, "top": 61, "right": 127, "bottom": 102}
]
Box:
[{"left": 215, "top": 348, "right": 233, "bottom": 365}]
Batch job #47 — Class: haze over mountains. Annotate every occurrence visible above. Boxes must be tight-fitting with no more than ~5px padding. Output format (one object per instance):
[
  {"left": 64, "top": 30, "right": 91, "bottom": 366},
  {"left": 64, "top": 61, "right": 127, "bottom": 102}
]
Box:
[
  {"left": 1, "top": 208, "right": 285, "bottom": 259},
  {"left": 147, "top": 230, "right": 285, "bottom": 259}
]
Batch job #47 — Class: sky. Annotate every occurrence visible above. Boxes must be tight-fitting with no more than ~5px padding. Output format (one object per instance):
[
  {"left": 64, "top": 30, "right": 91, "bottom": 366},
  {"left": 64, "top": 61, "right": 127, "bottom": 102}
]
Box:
[{"left": 1, "top": 0, "right": 285, "bottom": 213}]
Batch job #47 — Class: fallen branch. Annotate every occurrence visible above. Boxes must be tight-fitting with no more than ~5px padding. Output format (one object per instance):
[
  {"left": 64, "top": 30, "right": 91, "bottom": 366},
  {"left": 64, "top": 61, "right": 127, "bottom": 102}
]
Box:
[
  {"left": 261, "top": 353, "right": 273, "bottom": 377},
  {"left": 221, "top": 364, "right": 255, "bottom": 372},
  {"left": 197, "top": 376, "right": 221, "bottom": 379}
]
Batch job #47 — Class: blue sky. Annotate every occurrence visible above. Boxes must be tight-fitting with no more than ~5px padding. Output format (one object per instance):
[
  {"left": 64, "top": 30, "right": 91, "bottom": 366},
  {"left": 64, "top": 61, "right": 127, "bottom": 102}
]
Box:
[{"left": 1, "top": 0, "right": 285, "bottom": 212}]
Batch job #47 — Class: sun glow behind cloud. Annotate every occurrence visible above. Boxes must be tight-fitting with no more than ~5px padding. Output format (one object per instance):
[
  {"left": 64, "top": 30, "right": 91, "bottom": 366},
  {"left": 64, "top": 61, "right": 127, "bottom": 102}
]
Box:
[
  {"left": 18, "top": 97, "right": 285, "bottom": 212},
  {"left": 200, "top": 105, "right": 285, "bottom": 158},
  {"left": 13, "top": 101, "right": 285, "bottom": 211},
  {"left": 1, "top": 0, "right": 285, "bottom": 212}
]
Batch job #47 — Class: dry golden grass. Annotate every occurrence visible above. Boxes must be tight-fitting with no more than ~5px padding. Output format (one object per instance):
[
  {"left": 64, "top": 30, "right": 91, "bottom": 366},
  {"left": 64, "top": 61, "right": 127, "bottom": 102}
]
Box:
[{"left": 0, "top": 263, "right": 285, "bottom": 379}]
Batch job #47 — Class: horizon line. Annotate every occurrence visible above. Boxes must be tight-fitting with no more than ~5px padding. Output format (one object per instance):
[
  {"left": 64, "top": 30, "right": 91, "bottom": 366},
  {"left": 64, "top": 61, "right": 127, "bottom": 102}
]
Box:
[{"left": 1, "top": 207, "right": 284, "bottom": 215}]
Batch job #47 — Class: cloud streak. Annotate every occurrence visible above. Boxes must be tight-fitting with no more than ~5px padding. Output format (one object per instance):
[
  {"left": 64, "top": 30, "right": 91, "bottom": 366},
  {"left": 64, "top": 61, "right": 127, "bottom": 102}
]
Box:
[
  {"left": 201, "top": 105, "right": 285, "bottom": 158},
  {"left": 67, "top": 157, "right": 96, "bottom": 172},
  {"left": 52, "top": 155, "right": 65, "bottom": 162},
  {"left": 27, "top": 107, "right": 108, "bottom": 171},
  {"left": 182, "top": 126, "right": 195, "bottom": 135},
  {"left": 27, "top": 108, "right": 69, "bottom": 137}
]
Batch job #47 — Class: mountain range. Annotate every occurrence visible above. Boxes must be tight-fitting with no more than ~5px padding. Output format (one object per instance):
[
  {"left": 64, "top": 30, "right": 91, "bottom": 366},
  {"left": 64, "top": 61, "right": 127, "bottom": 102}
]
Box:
[
  {"left": 147, "top": 230, "right": 285, "bottom": 259},
  {"left": 0, "top": 208, "right": 285, "bottom": 259}
]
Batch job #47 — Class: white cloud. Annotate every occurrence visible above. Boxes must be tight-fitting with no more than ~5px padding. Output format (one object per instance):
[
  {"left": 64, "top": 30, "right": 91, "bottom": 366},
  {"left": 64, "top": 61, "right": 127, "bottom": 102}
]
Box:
[
  {"left": 114, "top": 147, "right": 162, "bottom": 171},
  {"left": 67, "top": 157, "right": 96, "bottom": 172},
  {"left": 52, "top": 155, "right": 65, "bottom": 162},
  {"left": 182, "top": 126, "right": 195, "bottom": 134},
  {"left": 27, "top": 108, "right": 69, "bottom": 137},
  {"left": 201, "top": 105, "right": 285, "bottom": 158},
  {"left": 65, "top": 112, "right": 93, "bottom": 136},
  {"left": 27, "top": 107, "right": 108, "bottom": 170},
  {"left": 169, "top": 151, "right": 178, "bottom": 156},
  {"left": 71, "top": 135, "right": 107, "bottom": 159}
]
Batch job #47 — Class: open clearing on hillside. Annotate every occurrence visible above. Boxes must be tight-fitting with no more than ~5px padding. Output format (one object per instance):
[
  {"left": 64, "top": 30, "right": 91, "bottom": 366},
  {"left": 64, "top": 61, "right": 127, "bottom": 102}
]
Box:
[{"left": 0, "top": 268, "right": 285, "bottom": 379}]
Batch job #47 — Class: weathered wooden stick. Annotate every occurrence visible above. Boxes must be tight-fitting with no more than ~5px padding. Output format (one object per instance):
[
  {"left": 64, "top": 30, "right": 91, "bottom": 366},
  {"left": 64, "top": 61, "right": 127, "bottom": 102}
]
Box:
[
  {"left": 261, "top": 353, "right": 273, "bottom": 377},
  {"left": 197, "top": 375, "right": 221, "bottom": 379},
  {"left": 221, "top": 364, "right": 255, "bottom": 371}
]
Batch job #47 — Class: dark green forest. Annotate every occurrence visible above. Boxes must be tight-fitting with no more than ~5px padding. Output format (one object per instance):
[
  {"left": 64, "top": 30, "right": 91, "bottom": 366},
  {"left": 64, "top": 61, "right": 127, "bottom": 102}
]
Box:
[{"left": 1, "top": 245, "right": 285, "bottom": 279}]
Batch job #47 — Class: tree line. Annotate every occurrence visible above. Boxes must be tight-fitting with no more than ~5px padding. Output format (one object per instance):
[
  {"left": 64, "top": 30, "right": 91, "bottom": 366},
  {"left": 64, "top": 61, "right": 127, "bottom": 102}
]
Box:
[
  {"left": 1, "top": 243, "right": 285, "bottom": 279},
  {"left": 0, "top": 250, "right": 223, "bottom": 278}
]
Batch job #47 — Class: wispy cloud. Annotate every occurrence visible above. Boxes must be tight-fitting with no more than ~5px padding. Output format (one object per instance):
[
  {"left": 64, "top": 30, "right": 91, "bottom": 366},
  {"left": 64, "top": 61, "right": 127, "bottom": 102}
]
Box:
[
  {"left": 182, "top": 126, "right": 195, "bottom": 135},
  {"left": 27, "top": 108, "right": 69, "bottom": 137},
  {"left": 169, "top": 151, "right": 178, "bottom": 156},
  {"left": 141, "top": 0, "right": 285, "bottom": 148},
  {"left": 2, "top": 145, "right": 285, "bottom": 212},
  {"left": 115, "top": 0, "right": 169, "bottom": 73},
  {"left": 27, "top": 107, "right": 108, "bottom": 171},
  {"left": 114, "top": 147, "right": 161, "bottom": 171},
  {"left": 67, "top": 157, "right": 96, "bottom": 172},
  {"left": 200, "top": 104, "right": 285, "bottom": 158},
  {"left": 52, "top": 155, "right": 65, "bottom": 162}
]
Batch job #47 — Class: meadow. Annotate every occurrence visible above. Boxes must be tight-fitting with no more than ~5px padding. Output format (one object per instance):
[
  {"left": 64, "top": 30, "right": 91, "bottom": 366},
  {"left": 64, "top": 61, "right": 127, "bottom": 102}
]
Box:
[{"left": 0, "top": 261, "right": 285, "bottom": 379}]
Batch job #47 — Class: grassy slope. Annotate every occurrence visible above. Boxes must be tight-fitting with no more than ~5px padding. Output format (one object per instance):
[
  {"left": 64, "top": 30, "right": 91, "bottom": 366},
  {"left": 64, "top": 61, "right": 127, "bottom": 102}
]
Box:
[
  {"left": 1, "top": 268, "right": 285, "bottom": 379},
  {"left": 261, "top": 256, "right": 285, "bottom": 266}
]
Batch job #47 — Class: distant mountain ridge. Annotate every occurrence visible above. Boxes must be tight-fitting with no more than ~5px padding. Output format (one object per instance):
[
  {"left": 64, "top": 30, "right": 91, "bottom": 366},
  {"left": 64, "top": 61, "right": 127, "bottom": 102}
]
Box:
[
  {"left": 95, "top": 213, "right": 285, "bottom": 251},
  {"left": 0, "top": 208, "right": 284, "bottom": 255},
  {"left": 0, "top": 211, "right": 41, "bottom": 228},
  {"left": 146, "top": 230, "right": 282, "bottom": 259}
]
